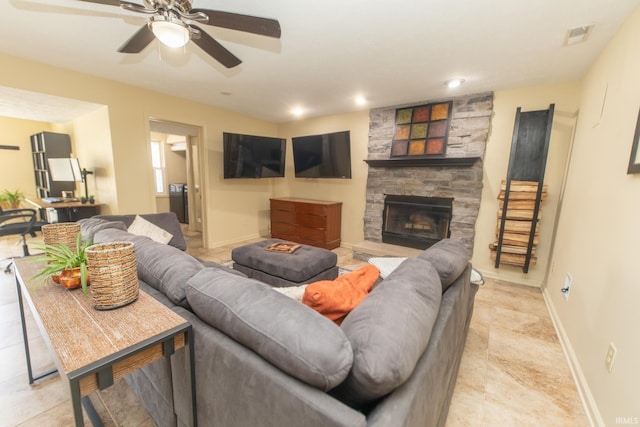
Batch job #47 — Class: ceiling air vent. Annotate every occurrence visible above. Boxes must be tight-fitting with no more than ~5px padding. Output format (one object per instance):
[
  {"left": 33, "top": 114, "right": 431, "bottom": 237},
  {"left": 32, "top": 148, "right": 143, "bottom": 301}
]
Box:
[{"left": 564, "top": 24, "right": 594, "bottom": 46}]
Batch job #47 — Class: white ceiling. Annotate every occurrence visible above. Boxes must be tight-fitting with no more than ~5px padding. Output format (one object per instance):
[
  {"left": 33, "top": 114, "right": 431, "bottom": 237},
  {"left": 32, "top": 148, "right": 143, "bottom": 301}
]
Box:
[
  {"left": 1, "top": 0, "right": 638, "bottom": 124},
  {"left": 0, "top": 85, "right": 104, "bottom": 123}
]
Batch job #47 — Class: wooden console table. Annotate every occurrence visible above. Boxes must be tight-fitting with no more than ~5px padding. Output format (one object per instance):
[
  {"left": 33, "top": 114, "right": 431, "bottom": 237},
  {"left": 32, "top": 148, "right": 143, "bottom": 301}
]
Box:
[{"left": 13, "top": 257, "right": 197, "bottom": 427}]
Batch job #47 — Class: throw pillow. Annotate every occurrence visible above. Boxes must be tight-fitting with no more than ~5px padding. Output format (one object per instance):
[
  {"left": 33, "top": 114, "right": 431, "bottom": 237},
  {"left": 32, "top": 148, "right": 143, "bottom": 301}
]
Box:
[
  {"left": 186, "top": 268, "right": 353, "bottom": 391},
  {"left": 127, "top": 214, "right": 173, "bottom": 245},
  {"left": 272, "top": 284, "right": 308, "bottom": 302},
  {"left": 95, "top": 213, "right": 187, "bottom": 250},
  {"left": 332, "top": 258, "right": 442, "bottom": 408},
  {"left": 302, "top": 264, "right": 380, "bottom": 324},
  {"left": 367, "top": 257, "right": 407, "bottom": 279},
  {"left": 417, "top": 239, "right": 468, "bottom": 292}
]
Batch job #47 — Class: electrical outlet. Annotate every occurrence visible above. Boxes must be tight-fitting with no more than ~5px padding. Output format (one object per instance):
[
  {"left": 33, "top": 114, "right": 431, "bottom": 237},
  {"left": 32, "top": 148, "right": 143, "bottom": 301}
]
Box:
[
  {"left": 561, "top": 273, "right": 572, "bottom": 300},
  {"left": 605, "top": 343, "right": 617, "bottom": 373}
]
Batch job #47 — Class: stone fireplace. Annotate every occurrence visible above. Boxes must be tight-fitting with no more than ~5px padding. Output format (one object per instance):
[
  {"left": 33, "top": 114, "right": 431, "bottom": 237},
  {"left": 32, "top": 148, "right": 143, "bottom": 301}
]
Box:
[{"left": 361, "top": 92, "right": 493, "bottom": 256}]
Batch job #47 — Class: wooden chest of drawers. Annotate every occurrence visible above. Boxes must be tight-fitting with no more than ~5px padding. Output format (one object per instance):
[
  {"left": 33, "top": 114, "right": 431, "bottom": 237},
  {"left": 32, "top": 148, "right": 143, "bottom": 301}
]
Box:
[{"left": 270, "top": 198, "right": 342, "bottom": 249}]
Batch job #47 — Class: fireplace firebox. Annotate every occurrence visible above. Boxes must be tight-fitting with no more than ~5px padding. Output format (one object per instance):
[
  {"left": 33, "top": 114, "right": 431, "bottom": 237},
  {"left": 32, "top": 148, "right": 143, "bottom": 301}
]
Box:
[{"left": 382, "top": 195, "right": 453, "bottom": 249}]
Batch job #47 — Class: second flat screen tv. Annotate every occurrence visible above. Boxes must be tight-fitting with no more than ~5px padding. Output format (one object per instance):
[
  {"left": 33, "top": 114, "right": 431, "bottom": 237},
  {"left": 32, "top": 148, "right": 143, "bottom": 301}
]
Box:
[
  {"left": 292, "top": 130, "right": 352, "bottom": 179},
  {"left": 223, "top": 132, "right": 286, "bottom": 178}
]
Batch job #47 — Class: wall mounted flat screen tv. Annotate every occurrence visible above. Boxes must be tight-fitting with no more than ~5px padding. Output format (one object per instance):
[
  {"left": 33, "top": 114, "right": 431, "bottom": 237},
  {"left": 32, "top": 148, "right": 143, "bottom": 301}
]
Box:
[
  {"left": 292, "top": 130, "right": 352, "bottom": 178},
  {"left": 223, "top": 132, "right": 286, "bottom": 179}
]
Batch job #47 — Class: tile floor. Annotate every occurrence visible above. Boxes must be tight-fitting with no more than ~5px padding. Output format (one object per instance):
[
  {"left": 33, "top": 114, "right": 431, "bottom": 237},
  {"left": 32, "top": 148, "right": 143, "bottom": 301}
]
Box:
[{"left": 0, "top": 230, "right": 589, "bottom": 426}]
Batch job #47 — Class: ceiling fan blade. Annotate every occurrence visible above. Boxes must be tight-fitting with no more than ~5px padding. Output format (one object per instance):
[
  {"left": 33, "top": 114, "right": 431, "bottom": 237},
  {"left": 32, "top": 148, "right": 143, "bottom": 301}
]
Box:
[
  {"left": 190, "top": 9, "right": 281, "bottom": 38},
  {"left": 190, "top": 26, "right": 242, "bottom": 68},
  {"left": 120, "top": 1, "right": 157, "bottom": 14},
  {"left": 77, "top": 0, "right": 122, "bottom": 6},
  {"left": 118, "top": 25, "right": 155, "bottom": 53}
]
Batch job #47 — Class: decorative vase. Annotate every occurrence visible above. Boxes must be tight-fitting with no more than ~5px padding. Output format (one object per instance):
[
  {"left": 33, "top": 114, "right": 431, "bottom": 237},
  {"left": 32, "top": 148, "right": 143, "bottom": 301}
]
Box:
[
  {"left": 55, "top": 267, "right": 89, "bottom": 290},
  {"left": 42, "top": 222, "right": 81, "bottom": 250},
  {"left": 86, "top": 241, "right": 139, "bottom": 310}
]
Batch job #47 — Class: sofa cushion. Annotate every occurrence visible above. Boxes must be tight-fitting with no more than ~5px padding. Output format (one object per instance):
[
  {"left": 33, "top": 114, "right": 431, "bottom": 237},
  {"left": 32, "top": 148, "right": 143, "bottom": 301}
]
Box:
[
  {"left": 78, "top": 218, "right": 127, "bottom": 244},
  {"left": 198, "top": 259, "right": 248, "bottom": 278},
  {"left": 185, "top": 268, "right": 353, "bottom": 391},
  {"left": 417, "top": 239, "right": 468, "bottom": 291},
  {"left": 94, "top": 228, "right": 203, "bottom": 307},
  {"left": 94, "top": 212, "right": 187, "bottom": 250},
  {"left": 332, "top": 257, "right": 442, "bottom": 408}
]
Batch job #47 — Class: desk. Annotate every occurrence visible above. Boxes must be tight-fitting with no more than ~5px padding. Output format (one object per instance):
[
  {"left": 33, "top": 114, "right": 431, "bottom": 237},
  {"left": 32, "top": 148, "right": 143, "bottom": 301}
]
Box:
[
  {"left": 25, "top": 198, "right": 103, "bottom": 222},
  {"left": 13, "top": 257, "right": 197, "bottom": 427}
]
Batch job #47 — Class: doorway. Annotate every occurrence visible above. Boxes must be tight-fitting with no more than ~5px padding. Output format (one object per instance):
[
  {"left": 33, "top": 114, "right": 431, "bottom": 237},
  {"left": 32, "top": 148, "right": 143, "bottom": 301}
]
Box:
[{"left": 148, "top": 119, "right": 205, "bottom": 239}]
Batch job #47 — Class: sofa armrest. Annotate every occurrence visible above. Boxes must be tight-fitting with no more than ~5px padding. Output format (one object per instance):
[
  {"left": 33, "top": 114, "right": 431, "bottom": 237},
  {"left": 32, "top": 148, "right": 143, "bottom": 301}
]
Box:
[{"left": 367, "top": 265, "right": 476, "bottom": 427}]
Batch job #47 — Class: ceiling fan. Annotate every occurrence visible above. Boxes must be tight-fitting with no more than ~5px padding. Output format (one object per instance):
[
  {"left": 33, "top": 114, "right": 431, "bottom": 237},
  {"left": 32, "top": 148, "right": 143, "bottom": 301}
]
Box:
[{"left": 78, "top": 0, "right": 281, "bottom": 68}]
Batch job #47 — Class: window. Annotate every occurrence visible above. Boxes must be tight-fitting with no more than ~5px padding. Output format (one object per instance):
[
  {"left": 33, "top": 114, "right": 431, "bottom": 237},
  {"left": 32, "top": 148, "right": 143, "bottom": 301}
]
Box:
[{"left": 150, "top": 141, "right": 166, "bottom": 195}]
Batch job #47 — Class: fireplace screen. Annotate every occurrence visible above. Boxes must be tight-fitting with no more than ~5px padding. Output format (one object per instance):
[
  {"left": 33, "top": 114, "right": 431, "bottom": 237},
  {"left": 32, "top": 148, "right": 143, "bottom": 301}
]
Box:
[{"left": 382, "top": 195, "right": 453, "bottom": 249}]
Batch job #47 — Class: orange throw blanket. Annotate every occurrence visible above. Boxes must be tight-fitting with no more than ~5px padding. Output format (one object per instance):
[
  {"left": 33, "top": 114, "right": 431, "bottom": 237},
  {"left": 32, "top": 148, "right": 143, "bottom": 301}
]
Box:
[{"left": 302, "top": 264, "right": 380, "bottom": 325}]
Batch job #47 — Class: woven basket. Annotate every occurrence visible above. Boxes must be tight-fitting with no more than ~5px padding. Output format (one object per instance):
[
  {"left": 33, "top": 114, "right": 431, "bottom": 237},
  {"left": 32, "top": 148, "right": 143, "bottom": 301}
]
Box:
[
  {"left": 86, "top": 241, "right": 139, "bottom": 310},
  {"left": 42, "top": 222, "right": 81, "bottom": 250}
]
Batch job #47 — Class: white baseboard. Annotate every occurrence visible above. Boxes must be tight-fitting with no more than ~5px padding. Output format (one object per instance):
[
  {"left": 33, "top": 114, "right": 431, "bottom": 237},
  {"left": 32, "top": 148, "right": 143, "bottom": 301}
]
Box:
[
  {"left": 208, "top": 233, "right": 263, "bottom": 249},
  {"left": 478, "top": 268, "right": 544, "bottom": 288},
  {"left": 541, "top": 288, "right": 605, "bottom": 427}
]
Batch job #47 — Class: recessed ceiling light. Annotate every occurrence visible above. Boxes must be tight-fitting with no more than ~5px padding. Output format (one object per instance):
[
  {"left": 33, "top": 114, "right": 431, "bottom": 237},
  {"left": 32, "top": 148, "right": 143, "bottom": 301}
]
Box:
[
  {"left": 445, "top": 79, "right": 465, "bottom": 89},
  {"left": 355, "top": 96, "right": 367, "bottom": 106},
  {"left": 564, "top": 24, "right": 594, "bottom": 46},
  {"left": 291, "top": 107, "right": 304, "bottom": 117}
]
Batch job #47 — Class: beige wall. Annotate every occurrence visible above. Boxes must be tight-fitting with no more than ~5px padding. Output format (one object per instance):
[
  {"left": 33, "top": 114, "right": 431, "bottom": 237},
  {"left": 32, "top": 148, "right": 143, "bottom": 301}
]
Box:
[
  {"left": 276, "top": 110, "right": 370, "bottom": 247},
  {"left": 0, "top": 53, "right": 276, "bottom": 246},
  {"left": 0, "top": 117, "right": 52, "bottom": 202},
  {"left": 472, "top": 83, "right": 581, "bottom": 287},
  {"left": 542, "top": 6, "right": 640, "bottom": 425},
  {"left": 166, "top": 149, "right": 188, "bottom": 184},
  {"left": 64, "top": 107, "right": 117, "bottom": 214}
]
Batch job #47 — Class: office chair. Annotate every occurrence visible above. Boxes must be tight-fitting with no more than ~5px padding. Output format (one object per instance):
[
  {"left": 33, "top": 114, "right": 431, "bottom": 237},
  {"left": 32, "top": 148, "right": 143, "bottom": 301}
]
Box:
[{"left": 0, "top": 207, "right": 47, "bottom": 273}]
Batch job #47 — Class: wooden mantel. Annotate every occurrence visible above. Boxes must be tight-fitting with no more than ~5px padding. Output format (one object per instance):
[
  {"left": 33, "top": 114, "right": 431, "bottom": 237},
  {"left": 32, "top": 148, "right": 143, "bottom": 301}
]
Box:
[{"left": 364, "top": 156, "right": 480, "bottom": 168}]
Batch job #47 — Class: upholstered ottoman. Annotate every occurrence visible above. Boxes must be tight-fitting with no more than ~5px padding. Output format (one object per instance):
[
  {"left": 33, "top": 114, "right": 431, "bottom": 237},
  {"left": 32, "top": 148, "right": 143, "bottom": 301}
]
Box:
[{"left": 231, "top": 239, "right": 338, "bottom": 287}]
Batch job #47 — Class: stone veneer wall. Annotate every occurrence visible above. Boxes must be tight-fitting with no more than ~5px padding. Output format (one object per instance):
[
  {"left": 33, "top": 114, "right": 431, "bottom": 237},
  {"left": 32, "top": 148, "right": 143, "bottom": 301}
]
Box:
[{"left": 364, "top": 92, "right": 494, "bottom": 254}]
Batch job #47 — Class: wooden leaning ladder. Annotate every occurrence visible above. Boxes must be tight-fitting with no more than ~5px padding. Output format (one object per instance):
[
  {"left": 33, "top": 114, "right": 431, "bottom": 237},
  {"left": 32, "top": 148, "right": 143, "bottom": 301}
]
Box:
[{"left": 494, "top": 104, "right": 554, "bottom": 273}]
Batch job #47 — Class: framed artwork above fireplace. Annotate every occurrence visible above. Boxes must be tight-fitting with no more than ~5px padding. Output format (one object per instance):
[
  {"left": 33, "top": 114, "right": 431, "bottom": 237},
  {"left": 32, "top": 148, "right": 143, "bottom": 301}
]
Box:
[{"left": 391, "top": 100, "right": 453, "bottom": 157}]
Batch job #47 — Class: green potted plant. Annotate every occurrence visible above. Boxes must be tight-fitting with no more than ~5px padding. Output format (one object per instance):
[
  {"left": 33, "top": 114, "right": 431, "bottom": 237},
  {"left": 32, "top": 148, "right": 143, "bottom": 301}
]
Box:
[
  {"left": 0, "top": 189, "right": 24, "bottom": 209},
  {"left": 32, "top": 234, "right": 90, "bottom": 294}
]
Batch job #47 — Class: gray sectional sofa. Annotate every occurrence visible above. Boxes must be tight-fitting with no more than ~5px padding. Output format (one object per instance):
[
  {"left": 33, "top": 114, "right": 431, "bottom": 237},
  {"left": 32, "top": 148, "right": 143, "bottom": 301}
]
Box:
[{"left": 79, "top": 213, "right": 478, "bottom": 427}]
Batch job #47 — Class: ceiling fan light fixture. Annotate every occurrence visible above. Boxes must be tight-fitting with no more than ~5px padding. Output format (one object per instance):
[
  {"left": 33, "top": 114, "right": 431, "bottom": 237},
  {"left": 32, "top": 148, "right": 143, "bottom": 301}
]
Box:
[{"left": 150, "top": 15, "right": 190, "bottom": 48}]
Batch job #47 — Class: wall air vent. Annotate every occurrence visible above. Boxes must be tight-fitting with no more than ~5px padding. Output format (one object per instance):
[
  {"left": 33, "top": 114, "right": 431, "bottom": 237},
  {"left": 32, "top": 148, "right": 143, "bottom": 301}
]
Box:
[{"left": 564, "top": 24, "right": 594, "bottom": 46}]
